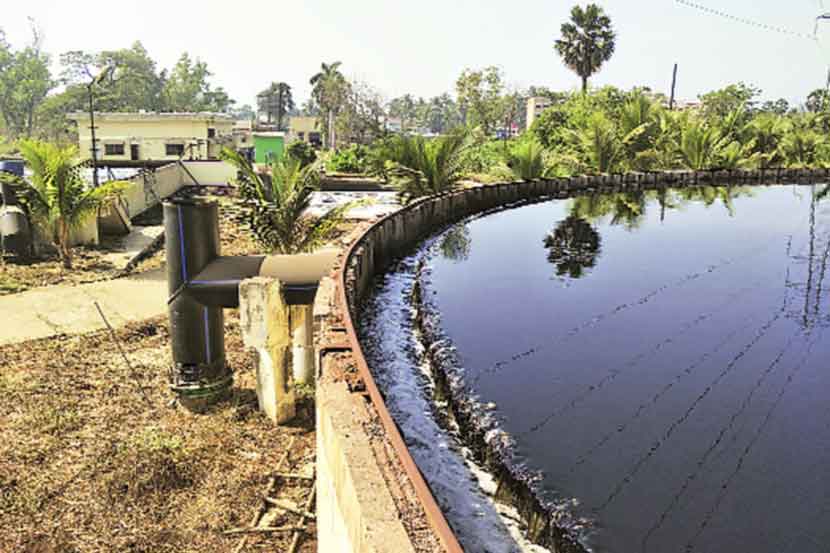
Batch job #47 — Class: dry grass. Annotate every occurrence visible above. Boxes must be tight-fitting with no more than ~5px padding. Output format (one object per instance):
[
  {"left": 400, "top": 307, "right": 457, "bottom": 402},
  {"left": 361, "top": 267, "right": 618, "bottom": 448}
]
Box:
[{"left": 0, "top": 313, "right": 316, "bottom": 553}]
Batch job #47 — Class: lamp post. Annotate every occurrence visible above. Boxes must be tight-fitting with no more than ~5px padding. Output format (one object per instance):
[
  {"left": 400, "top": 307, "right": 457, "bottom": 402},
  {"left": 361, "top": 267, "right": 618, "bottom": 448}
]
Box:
[{"left": 86, "top": 65, "right": 115, "bottom": 188}]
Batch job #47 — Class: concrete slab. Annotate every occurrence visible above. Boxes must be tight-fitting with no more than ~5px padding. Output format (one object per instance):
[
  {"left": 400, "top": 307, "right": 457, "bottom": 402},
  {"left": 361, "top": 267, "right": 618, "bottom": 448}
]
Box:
[{"left": 0, "top": 268, "right": 167, "bottom": 345}]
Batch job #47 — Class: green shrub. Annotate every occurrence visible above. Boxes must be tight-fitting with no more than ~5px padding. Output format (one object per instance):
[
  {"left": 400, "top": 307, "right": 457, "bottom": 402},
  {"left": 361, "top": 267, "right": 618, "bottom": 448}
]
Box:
[
  {"left": 325, "top": 143, "right": 370, "bottom": 173},
  {"left": 286, "top": 141, "right": 317, "bottom": 168}
]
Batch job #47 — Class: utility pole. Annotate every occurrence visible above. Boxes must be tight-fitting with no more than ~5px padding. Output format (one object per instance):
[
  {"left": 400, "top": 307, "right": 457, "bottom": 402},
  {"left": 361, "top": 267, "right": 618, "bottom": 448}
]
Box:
[
  {"left": 669, "top": 63, "right": 678, "bottom": 110},
  {"left": 87, "top": 83, "right": 99, "bottom": 188}
]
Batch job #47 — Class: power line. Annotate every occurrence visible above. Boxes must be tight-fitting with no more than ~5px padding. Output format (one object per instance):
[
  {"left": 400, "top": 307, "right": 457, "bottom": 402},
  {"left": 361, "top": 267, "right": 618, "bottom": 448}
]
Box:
[{"left": 675, "top": 0, "right": 818, "bottom": 40}]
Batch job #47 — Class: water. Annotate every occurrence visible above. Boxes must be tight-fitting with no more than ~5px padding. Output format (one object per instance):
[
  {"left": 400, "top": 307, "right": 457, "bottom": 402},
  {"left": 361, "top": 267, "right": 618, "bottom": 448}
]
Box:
[{"left": 360, "top": 184, "right": 830, "bottom": 553}]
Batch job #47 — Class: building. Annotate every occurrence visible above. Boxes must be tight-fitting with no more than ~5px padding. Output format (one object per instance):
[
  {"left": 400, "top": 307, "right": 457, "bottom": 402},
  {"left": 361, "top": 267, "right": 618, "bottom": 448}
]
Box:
[
  {"left": 67, "top": 112, "right": 235, "bottom": 164},
  {"left": 253, "top": 132, "right": 286, "bottom": 164},
  {"left": 287, "top": 116, "right": 322, "bottom": 148},
  {"left": 526, "top": 96, "right": 553, "bottom": 130}
]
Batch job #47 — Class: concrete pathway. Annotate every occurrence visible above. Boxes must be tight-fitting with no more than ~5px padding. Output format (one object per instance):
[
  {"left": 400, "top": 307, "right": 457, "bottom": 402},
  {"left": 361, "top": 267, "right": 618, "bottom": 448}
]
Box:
[{"left": 0, "top": 268, "right": 167, "bottom": 345}]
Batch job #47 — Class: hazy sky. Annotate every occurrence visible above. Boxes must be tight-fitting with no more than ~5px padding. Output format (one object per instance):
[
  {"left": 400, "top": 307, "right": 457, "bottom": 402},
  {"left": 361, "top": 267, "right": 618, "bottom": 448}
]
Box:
[{"left": 2, "top": 0, "right": 829, "bottom": 108}]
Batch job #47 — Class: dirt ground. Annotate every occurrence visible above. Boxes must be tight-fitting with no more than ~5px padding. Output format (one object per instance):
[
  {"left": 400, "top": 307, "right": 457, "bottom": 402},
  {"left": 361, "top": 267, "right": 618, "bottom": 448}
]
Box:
[{"left": 0, "top": 312, "right": 317, "bottom": 553}]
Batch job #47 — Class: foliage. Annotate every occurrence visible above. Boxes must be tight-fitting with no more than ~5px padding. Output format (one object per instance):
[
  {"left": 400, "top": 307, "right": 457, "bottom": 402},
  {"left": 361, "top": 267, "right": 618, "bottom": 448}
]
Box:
[
  {"left": 220, "top": 147, "right": 350, "bottom": 254},
  {"left": 554, "top": 4, "right": 616, "bottom": 93},
  {"left": 310, "top": 62, "right": 349, "bottom": 149},
  {"left": 257, "top": 82, "right": 294, "bottom": 129},
  {"left": 336, "top": 79, "right": 386, "bottom": 145},
  {"left": 286, "top": 140, "right": 317, "bottom": 168},
  {"left": 163, "top": 53, "right": 233, "bottom": 112},
  {"left": 0, "top": 26, "right": 54, "bottom": 138},
  {"left": 326, "top": 144, "right": 370, "bottom": 174},
  {"left": 383, "top": 131, "right": 470, "bottom": 203},
  {"left": 507, "top": 137, "right": 546, "bottom": 180},
  {"left": 455, "top": 66, "right": 505, "bottom": 134},
  {"left": 6, "top": 140, "right": 126, "bottom": 268},
  {"left": 698, "top": 83, "right": 759, "bottom": 121}
]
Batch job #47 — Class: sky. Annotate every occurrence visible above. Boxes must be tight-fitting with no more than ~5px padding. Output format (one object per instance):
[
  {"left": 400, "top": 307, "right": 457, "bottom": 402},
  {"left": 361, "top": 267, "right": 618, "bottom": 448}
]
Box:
[{"left": 2, "top": 0, "right": 829, "bottom": 108}]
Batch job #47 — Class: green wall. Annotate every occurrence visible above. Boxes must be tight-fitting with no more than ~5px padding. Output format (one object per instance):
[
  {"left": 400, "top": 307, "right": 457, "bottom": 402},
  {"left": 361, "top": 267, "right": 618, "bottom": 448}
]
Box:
[{"left": 254, "top": 135, "right": 285, "bottom": 164}]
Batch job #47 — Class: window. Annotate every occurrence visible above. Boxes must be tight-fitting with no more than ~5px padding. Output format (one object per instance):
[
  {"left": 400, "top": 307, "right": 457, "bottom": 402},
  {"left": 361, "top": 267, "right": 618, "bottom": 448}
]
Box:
[
  {"left": 298, "top": 132, "right": 305, "bottom": 140},
  {"left": 207, "top": 128, "right": 216, "bottom": 138},
  {"left": 104, "top": 143, "right": 125, "bottom": 156},
  {"left": 166, "top": 143, "right": 185, "bottom": 157}
]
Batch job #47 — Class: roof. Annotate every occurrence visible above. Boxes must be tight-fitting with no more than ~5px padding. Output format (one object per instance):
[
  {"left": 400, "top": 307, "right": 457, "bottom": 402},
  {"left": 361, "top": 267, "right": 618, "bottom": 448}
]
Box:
[{"left": 66, "top": 112, "right": 234, "bottom": 122}]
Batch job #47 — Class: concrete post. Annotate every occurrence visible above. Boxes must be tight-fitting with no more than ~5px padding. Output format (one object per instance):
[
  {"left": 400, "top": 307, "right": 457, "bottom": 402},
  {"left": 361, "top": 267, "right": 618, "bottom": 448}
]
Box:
[
  {"left": 291, "top": 303, "right": 315, "bottom": 385},
  {"left": 240, "top": 277, "right": 296, "bottom": 424}
]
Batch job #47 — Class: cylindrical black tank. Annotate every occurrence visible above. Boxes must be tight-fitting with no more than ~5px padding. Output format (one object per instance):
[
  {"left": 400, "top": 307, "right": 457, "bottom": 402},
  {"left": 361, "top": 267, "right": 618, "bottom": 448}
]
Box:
[{"left": 163, "top": 199, "right": 231, "bottom": 409}]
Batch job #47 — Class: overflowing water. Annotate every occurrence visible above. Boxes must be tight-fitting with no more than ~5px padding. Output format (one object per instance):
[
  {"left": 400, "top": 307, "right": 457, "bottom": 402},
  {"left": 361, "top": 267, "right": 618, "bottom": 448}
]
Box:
[{"left": 359, "top": 184, "right": 830, "bottom": 553}]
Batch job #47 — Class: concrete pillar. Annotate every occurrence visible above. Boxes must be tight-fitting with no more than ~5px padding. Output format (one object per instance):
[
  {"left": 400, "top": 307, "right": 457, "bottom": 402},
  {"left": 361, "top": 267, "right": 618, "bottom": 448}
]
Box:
[
  {"left": 291, "top": 303, "right": 315, "bottom": 385},
  {"left": 240, "top": 277, "right": 296, "bottom": 424}
]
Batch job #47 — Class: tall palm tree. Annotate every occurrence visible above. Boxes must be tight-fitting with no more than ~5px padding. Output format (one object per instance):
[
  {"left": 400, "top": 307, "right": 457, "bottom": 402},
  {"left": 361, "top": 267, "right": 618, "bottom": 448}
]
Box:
[
  {"left": 257, "top": 82, "right": 295, "bottom": 129},
  {"left": 555, "top": 4, "right": 616, "bottom": 93},
  {"left": 5, "top": 140, "right": 125, "bottom": 268},
  {"left": 309, "top": 62, "right": 348, "bottom": 149},
  {"left": 220, "top": 147, "right": 350, "bottom": 254}
]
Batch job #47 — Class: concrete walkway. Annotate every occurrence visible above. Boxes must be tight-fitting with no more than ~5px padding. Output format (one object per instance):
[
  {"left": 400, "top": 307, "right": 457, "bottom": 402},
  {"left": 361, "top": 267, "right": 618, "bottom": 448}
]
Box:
[{"left": 0, "top": 269, "right": 167, "bottom": 345}]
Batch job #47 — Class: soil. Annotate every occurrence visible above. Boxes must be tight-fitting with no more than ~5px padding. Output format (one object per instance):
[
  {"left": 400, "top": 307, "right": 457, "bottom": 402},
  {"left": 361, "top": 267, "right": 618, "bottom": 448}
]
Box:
[{"left": 0, "top": 312, "right": 317, "bottom": 553}]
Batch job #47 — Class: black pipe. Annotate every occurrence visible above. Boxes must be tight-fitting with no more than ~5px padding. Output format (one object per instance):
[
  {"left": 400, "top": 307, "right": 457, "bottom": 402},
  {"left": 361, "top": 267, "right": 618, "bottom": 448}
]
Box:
[{"left": 163, "top": 199, "right": 231, "bottom": 409}]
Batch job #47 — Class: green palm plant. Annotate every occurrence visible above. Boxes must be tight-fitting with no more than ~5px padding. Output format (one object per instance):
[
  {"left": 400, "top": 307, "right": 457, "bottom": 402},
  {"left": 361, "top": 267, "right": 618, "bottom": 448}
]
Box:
[
  {"left": 573, "top": 113, "right": 623, "bottom": 173},
  {"left": 677, "top": 120, "right": 724, "bottom": 170},
  {"left": 385, "top": 131, "right": 469, "bottom": 203},
  {"left": 6, "top": 140, "right": 125, "bottom": 268},
  {"left": 554, "top": 4, "right": 616, "bottom": 93},
  {"left": 778, "top": 115, "right": 827, "bottom": 168},
  {"left": 220, "top": 147, "right": 351, "bottom": 254},
  {"left": 507, "top": 137, "right": 546, "bottom": 180},
  {"left": 748, "top": 113, "right": 788, "bottom": 168},
  {"left": 620, "top": 91, "right": 662, "bottom": 170}
]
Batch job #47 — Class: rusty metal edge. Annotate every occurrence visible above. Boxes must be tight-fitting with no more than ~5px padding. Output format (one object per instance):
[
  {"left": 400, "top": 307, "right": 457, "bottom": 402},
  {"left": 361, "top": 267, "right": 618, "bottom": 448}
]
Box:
[{"left": 334, "top": 194, "right": 466, "bottom": 553}]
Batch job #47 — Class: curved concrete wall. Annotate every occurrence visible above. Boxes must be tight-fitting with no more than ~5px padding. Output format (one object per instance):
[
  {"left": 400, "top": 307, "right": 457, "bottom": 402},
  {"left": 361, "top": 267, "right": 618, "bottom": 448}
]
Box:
[{"left": 319, "top": 167, "right": 830, "bottom": 553}]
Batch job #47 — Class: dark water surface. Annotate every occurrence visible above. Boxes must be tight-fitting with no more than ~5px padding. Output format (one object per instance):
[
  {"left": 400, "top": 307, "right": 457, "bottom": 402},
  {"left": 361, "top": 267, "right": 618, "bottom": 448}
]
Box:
[{"left": 361, "top": 185, "right": 830, "bottom": 553}]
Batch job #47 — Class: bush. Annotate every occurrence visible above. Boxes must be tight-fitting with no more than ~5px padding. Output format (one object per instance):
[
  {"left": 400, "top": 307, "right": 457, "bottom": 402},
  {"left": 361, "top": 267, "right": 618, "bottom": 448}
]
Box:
[
  {"left": 325, "top": 143, "right": 370, "bottom": 173},
  {"left": 286, "top": 141, "right": 317, "bottom": 168}
]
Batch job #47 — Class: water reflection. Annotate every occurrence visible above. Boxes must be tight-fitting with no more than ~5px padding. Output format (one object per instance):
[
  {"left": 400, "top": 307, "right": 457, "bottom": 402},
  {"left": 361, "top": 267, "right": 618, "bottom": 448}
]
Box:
[
  {"left": 546, "top": 187, "right": 756, "bottom": 281},
  {"left": 543, "top": 216, "right": 602, "bottom": 279},
  {"left": 439, "top": 224, "right": 472, "bottom": 262}
]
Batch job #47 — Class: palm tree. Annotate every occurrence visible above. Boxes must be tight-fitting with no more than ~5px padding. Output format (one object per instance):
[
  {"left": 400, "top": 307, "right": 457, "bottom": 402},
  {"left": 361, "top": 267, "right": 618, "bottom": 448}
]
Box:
[
  {"left": 507, "top": 138, "right": 546, "bottom": 180},
  {"left": 748, "top": 113, "right": 788, "bottom": 168},
  {"left": 677, "top": 120, "right": 723, "bottom": 170},
  {"left": 220, "top": 147, "right": 351, "bottom": 254},
  {"left": 257, "top": 82, "right": 295, "bottom": 130},
  {"left": 554, "top": 4, "right": 616, "bottom": 93},
  {"left": 310, "top": 62, "right": 348, "bottom": 149},
  {"left": 384, "top": 131, "right": 470, "bottom": 203},
  {"left": 7, "top": 140, "right": 125, "bottom": 268},
  {"left": 573, "top": 113, "right": 623, "bottom": 173}
]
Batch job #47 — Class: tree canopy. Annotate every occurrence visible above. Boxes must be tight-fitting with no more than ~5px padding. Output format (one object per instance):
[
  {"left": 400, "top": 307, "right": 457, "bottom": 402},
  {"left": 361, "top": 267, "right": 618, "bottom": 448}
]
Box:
[{"left": 554, "top": 4, "right": 616, "bottom": 93}]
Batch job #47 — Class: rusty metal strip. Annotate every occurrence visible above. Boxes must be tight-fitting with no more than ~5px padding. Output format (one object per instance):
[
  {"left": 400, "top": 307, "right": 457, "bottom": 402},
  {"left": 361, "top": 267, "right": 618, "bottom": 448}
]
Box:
[{"left": 335, "top": 200, "right": 466, "bottom": 553}]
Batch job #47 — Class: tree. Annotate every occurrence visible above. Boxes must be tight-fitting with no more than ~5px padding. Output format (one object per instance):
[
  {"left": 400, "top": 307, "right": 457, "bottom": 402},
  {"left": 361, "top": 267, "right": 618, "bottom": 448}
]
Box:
[
  {"left": 806, "top": 89, "right": 830, "bottom": 113},
  {"left": 423, "top": 93, "right": 461, "bottom": 134},
  {"left": 388, "top": 94, "right": 418, "bottom": 131},
  {"left": 336, "top": 79, "right": 386, "bottom": 145},
  {"left": 554, "top": 4, "right": 616, "bottom": 93},
  {"left": 257, "top": 82, "right": 294, "bottom": 129},
  {"left": 455, "top": 66, "right": 505, "bottom": 134},
  {"left": 698, "top": 83, "right": 760, "bottom": 121},
  {"left": 219, "top": 147, "right": 350, "bottom": 254},
  {"left": 0, "top": 24, "right": 54, "bottom": 138},
  {"left": 310, "top": 62, "right": 348, "bottom": 149},
  {"left": 163, "top": 53, "right": 233, "bottom": 112},
  {"left": 7, "top": 140, "right": 125, "bottom": 268}
]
